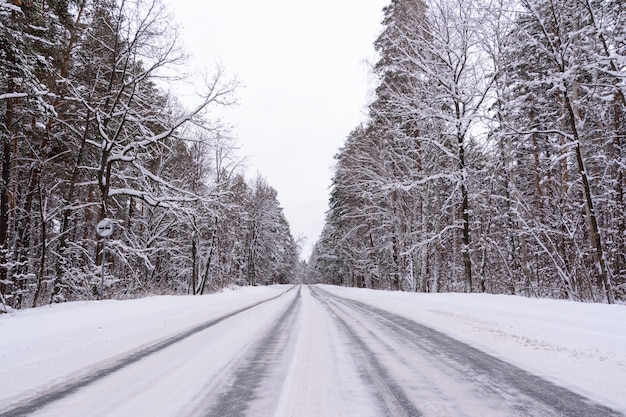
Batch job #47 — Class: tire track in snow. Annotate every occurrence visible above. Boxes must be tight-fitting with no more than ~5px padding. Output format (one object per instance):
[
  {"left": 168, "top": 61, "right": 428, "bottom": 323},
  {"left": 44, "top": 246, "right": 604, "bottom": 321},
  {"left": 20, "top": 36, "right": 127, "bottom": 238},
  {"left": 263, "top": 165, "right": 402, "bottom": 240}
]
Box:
[
  {"left": 314, "top": 286, "right": 623, "bottom": 417},
  {"left": 310, "top": 285, "right": 422, "bottom": 417},
  {"left": 200, "top": 286, "right": 302, "bottom": 417},
  {"left": 0, "top": 286, "right": 297, "bottom": 417}
]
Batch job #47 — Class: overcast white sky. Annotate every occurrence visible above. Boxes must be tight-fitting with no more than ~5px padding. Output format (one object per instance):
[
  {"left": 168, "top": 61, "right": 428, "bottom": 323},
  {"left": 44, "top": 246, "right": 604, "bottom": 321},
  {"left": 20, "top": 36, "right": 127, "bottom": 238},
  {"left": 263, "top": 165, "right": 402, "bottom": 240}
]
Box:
[{"left": 163, "top": 0, "right": 388, "bottom": 259}]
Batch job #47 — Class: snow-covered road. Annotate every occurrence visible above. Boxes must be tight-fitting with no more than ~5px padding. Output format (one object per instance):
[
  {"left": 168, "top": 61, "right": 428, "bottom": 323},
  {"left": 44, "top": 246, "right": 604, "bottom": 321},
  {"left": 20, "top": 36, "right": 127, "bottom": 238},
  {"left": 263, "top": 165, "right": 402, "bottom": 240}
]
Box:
[{"left": 1, "top": 285, "right": 624, "bottom": 416}]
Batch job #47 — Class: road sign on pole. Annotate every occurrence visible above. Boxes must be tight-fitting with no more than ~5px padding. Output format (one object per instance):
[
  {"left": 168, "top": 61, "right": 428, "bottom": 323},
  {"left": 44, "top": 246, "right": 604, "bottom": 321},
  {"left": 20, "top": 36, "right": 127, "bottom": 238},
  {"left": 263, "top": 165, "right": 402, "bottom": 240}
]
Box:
[
  {"left": 96, "top": 219, "right": 115, "bottom": 299},
  {"left": 96, "top": 218, "right": 114, "bottom": 238}
]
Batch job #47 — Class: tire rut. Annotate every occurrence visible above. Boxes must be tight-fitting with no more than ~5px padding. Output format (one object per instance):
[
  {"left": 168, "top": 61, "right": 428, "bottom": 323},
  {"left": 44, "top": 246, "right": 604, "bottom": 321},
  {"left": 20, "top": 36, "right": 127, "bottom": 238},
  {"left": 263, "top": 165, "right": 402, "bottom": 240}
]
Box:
[
  {"left": 310, "top": 285, "right": 422, "bottom": 417},
  {"left": 313, "top": 286, "right": 623, "bottom": 417},
  {"left": 0, "top": 286, "right": 297, "bottom": 417},
  {"left": 200, "top": 286, "right": 302, "bottom": 417}
]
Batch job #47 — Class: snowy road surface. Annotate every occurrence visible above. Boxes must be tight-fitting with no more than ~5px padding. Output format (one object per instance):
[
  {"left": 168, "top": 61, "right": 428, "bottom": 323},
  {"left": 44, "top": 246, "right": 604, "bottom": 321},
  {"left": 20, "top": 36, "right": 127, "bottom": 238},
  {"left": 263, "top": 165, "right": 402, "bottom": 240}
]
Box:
[{"left": 1, "top": 285, "right": 624, "bottom": 416}]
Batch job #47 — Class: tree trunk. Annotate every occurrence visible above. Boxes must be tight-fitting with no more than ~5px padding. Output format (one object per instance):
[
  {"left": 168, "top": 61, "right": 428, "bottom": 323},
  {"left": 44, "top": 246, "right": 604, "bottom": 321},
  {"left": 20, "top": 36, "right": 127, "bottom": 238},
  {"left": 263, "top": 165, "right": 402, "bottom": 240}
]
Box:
[
  {"left": 0, "top": 78, "right": 15, "bottom": 301},
  {"left": 197, "top": 218, "right": 218, "bottom": 295},
  {"left": 51, "top": 111, "right": 91, "bottom": 302},
  {"left": 32, "top": 185, "right": 46, "bottom": 307},
  {"left": 191, "top": 229, "right": 197, "bottom": 295},
  {"left": 563, "top": 90, "right": 614, "bottom": 304},
  {"left": 504, "top": 135, "right": 534, "bottom": 294},
  {"left": 613, "top": 98, "right": 625, "bottom": 291},
  {"left": 458, "top": 136, "right": 473, "bottom": 292}
]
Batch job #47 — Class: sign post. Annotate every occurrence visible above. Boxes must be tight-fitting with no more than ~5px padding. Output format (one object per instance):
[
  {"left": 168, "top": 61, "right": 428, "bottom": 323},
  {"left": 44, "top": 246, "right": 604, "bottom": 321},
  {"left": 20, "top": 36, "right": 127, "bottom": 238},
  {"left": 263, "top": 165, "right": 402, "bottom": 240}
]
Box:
[{"left": 96, "top": 219, "right": 115, "bottom": 300}]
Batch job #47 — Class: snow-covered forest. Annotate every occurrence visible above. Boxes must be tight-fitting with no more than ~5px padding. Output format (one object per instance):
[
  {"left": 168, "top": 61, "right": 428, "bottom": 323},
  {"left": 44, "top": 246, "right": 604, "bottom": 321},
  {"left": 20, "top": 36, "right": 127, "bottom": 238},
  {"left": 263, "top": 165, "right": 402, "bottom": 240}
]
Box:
[
  {"left": 2, "top": 0, "right": 625, "bottom": 311},
  {"left": 310, "top": 0, "right": 625, "bottom": 303},
  {"left": 0, "top": 0, "right": 298, "bottom": 310}
]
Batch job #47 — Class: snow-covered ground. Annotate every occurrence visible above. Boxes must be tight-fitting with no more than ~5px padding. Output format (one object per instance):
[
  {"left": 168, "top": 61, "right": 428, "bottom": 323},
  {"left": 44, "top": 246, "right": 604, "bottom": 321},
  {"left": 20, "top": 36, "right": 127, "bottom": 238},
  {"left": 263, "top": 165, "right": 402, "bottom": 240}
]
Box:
[
  {"left": 321, "top": 285, "right": 626, "bottom": 413},
  {"left": 1, "top": 284, "right": 624, "bottom": 415},
  {"left": 0, "top": 285, "right": 290, "bottom": 413}
]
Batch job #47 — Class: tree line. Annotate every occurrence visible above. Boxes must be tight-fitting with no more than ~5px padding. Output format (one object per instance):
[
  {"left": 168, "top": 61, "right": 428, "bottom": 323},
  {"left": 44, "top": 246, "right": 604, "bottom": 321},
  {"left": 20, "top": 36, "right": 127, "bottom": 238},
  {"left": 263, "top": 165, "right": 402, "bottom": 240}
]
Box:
[
  {"left": 310, "top": 0, "right": 625, "bottom": 303},
  {"left": 0, "top": 0, "right": 298, "bottom": 310}
]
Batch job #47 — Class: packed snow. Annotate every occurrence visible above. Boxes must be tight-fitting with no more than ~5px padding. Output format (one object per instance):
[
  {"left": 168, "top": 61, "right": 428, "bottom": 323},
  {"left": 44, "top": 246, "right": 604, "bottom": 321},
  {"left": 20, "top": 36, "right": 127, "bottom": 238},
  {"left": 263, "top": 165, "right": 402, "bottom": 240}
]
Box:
[
  {"left": 0, "top": 284, "right": 624, "bottom": 415},
  {"left": 321, "top": 285, "right": 626, "bottom": 413},
  {"left": 0, "top": 285, "right": 289, "bottom": 412}
]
